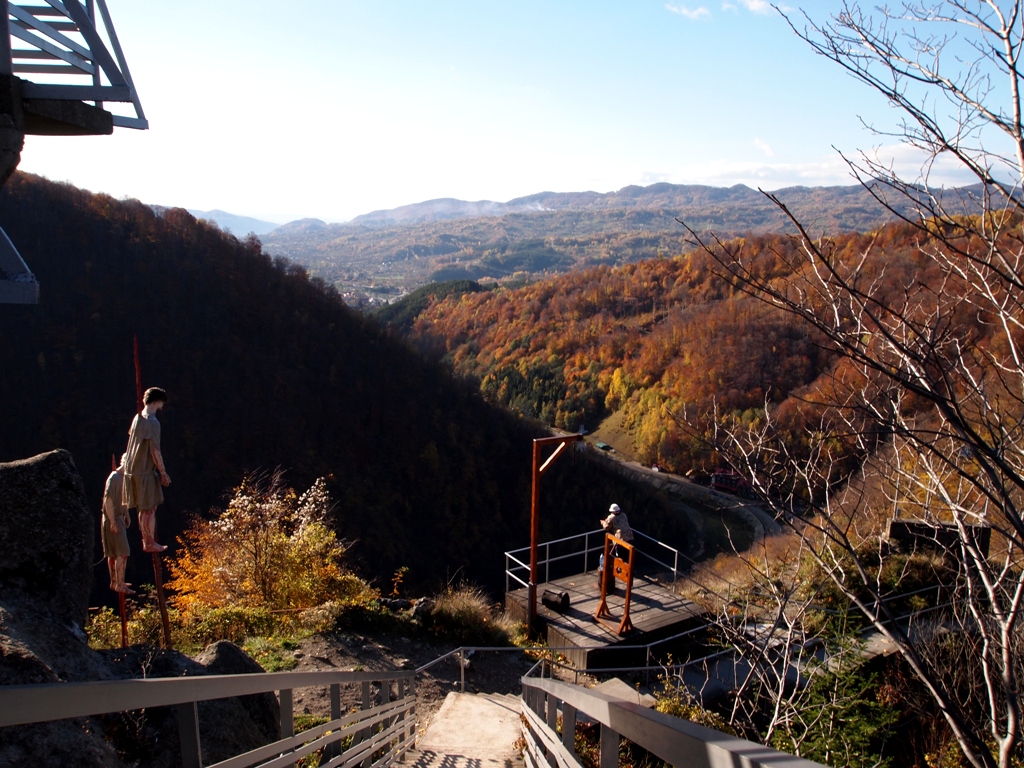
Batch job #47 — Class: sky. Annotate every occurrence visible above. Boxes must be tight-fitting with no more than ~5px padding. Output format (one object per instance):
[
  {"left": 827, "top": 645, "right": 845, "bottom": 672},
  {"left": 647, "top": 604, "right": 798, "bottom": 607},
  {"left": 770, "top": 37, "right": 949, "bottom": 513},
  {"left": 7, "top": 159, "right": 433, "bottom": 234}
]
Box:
[{"left": 13, "top": 1, "right": 980, "bottom": 223}]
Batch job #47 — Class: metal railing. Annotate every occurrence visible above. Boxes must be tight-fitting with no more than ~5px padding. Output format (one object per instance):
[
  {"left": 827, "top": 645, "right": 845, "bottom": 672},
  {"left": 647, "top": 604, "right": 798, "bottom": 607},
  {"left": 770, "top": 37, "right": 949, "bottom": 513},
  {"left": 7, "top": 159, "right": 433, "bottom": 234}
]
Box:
[
  {"left": 0, "top": 582, "right": 960, "bottom": 767},
  {"left": 521, "top": 675, "right": 828, "bottom": 768},
  {"left": 504, "top": 528, "right": 681, "bottom": 595},
  {"left": 0, "top": 668, "right": 416, "bottom": 768}
]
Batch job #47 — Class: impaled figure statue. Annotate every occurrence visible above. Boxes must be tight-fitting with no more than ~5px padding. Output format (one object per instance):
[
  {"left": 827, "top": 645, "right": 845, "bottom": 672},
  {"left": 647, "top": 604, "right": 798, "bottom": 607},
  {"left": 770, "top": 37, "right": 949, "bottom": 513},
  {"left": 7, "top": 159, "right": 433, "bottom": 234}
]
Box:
[
  {"left": 123, "top": 387, "right": 171, "bottom": 552},
  {"left": 102, "top": 455, "right": 133, "bottom": 594}
]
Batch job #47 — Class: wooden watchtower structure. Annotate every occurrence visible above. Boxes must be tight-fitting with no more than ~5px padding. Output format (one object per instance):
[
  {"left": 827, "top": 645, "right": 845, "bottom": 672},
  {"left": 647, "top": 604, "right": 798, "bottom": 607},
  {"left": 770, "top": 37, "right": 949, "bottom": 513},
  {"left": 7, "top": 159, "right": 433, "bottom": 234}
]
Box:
[{"left": 0, "top": 0, "right": 147, "bottom": 303}]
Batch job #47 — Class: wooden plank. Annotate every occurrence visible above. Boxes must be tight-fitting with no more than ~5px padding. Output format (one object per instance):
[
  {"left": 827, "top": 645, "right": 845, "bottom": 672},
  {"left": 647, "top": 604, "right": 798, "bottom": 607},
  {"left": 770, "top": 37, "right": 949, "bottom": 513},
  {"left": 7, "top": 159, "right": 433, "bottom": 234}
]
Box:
[
  {"left": 523, "top": 703, "right": 583, "bottom": 768},
  {"left": 209, "top": 699, "right": 413, "bottom": 768},
  {"left": 0, "top": 670, "right": 414, "bottom": 728},
  {"left": 508, "top": 568, "right": 707, "bottom": 670},
  {"left": 525, "top": 677, "right": 828, "bottom": 768}
]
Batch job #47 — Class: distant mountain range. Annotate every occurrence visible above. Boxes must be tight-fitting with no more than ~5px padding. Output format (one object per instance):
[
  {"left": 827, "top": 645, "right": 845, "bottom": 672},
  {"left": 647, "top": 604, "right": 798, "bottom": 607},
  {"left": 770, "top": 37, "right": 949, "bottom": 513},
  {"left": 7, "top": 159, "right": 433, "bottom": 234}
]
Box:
[
  {"left": 258, "top": 181, "right": 928, "bottom": 296},
  {"left": 188, "top": 181, "right": 984, "bottom": 300},
  {"left": 187, "top": 209, "right": 280, "bottom": 236},
  {"left": 347, "top": 182, "right": 891, "bottom": 228}
]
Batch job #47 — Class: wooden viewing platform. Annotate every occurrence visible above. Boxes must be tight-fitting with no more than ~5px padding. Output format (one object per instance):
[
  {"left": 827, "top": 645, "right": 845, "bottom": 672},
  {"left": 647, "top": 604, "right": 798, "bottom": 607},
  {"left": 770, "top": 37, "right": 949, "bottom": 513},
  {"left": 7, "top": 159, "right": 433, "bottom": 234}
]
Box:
[{"left": 505, "top": 569, "right": 708, "bottom": 669}]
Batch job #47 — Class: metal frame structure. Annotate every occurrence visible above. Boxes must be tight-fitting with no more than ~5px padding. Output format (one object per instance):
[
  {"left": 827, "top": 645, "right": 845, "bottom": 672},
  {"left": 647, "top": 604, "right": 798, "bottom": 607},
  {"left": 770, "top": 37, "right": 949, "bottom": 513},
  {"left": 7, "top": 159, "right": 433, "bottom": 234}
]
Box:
[
  {"left": 1, "top": 0, "right": 146, "bottom": 128},
  {"left": 0, "top": 0, "right": 147, "bottom": 303}
]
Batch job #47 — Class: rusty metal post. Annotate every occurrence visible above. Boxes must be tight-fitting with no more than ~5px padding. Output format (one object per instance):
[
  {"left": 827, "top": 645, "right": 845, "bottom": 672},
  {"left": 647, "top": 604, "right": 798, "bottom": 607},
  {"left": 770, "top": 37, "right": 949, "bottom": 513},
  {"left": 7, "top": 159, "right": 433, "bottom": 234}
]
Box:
[
  {"left": 529, "top": 440, "right": 541, "bottom": 627},
  {"left": 151, "top": 552, "right": 172, "bottom": 648},
  {"left": 528, "top": 434, "right": 583, "bottom": 630},
  {"left": 118, "top": 591, "right": 128, "bottom": 647}
]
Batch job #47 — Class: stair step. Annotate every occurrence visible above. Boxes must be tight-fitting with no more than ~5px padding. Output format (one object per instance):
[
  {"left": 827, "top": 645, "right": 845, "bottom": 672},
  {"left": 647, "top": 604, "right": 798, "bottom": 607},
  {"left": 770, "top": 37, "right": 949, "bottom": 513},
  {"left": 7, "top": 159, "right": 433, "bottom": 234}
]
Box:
[
  {"left": 402, "top": 749, "right": 523, "bottom": 767},
  {"left": 411, "top": 691, "right": 523, "bottom": 764}
]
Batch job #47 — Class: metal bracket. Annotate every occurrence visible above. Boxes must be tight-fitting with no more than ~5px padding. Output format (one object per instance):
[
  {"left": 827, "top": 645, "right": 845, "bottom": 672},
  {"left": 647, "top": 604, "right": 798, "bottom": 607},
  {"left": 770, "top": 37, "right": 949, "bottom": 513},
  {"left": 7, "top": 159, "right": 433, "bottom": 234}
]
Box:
[{"left": 0, "top": 223, "right": 37, "bottom": 303}]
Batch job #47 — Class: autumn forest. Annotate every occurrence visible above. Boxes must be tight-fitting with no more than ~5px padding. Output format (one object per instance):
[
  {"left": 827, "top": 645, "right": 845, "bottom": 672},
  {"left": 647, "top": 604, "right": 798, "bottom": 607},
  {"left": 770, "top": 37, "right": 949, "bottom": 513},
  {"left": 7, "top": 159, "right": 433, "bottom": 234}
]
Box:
[{"left": 381, "top": 223, "right": 947, "bottom": 484}]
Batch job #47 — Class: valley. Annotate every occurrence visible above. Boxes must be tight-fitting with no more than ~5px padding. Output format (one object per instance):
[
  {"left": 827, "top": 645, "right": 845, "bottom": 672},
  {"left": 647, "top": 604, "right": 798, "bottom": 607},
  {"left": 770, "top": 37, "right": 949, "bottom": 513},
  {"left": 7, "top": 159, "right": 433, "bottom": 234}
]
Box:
[{"left": 258, "top": 182, "right": 917, "bottom": 305}]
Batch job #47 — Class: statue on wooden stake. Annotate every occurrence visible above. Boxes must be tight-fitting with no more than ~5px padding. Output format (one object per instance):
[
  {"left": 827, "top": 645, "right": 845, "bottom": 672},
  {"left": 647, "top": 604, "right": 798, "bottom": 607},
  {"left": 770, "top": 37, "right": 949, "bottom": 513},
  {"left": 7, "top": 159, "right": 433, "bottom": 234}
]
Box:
[
  {"left": 102, "top": 454, "right": 133, "bottom": 594},
  {"left": 123, "top": 386, "right": 171, "bottom": 552}
]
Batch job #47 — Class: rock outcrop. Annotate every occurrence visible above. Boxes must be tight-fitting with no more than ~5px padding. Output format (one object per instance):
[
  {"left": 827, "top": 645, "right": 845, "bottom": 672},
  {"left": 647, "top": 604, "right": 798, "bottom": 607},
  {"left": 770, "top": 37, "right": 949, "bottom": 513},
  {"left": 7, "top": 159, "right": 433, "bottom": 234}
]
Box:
[
  {"left": 0, "top": 451, "right": 280, "bottom": 767},
  {"left": 0, "top": 450, "right": 93, "bottom": 629}
]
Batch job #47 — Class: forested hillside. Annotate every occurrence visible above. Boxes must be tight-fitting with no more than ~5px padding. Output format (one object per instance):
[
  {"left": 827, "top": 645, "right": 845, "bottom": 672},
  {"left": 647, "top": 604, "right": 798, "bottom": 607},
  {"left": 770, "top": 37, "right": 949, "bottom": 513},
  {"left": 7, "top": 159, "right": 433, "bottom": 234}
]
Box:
[
  {"left": 0, "top": 173, "right": 678, "bottom": 594},
  {"left": 392, "top": 223, "right": 941, "bottom": 477}
]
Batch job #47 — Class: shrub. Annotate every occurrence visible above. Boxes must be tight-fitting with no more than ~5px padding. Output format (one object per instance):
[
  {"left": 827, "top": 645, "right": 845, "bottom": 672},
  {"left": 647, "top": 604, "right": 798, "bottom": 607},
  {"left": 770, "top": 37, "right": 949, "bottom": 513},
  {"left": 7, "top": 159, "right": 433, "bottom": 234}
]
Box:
[
  {"left": 86, "top": 584, "right": 183, "bottom": 649},
  {"left": 429, "top": 584, "right": 522, "bottom": 645},
  {"left": 654, "top": 670, "right": 734, "bottom": 734},
  {"left": 168, "top": 474, "right": 357, "bottom": 615}
]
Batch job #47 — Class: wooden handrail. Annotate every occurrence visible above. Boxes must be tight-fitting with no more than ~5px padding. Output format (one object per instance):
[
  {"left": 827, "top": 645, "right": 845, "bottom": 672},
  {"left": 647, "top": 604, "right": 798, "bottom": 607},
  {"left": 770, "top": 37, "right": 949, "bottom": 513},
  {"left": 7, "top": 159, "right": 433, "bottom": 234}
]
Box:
[
  {"left": 0, "top": 668, "right": 414, "bottom": 727},
  {"left": 521, "top": 676, "right": 828, "bottom": 768}
]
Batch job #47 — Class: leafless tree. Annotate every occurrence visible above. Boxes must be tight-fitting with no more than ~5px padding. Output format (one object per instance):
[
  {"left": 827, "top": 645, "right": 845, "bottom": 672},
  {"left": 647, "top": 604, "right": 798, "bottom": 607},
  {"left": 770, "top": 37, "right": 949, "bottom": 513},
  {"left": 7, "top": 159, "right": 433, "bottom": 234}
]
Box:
[{"left": 676, "top": 3, "right": 1024, "bottom": 767}]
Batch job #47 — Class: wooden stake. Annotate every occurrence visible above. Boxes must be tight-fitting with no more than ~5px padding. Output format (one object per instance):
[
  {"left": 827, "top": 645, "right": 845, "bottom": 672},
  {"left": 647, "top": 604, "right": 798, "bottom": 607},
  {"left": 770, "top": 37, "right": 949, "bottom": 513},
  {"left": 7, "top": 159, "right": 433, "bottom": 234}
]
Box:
[
  {"left": 118, "top": 591, "right": 128, "bottom": 648},
  {"left": 151, "top": 552, "right": 172, "bottom": 648}
]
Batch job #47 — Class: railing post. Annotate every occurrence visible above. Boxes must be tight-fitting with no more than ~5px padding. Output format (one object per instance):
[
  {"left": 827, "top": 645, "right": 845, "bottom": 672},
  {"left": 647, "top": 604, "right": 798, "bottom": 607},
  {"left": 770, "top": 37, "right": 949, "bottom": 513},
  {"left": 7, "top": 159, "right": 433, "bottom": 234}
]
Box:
[
  {"left": 562, "top": 702, "right": 577, "bottom": 755},
  {"left": 323, "top": 682, "right": 341, "bottom": 760},
  {"left": 360, "top": 680, "right": 372, "bottom": 768},
  {"left": 176, "top": 702, "right": 202, "bottom": 768},
  {"left": 546, "top": 693, "right": 558, "bottom": 732},
  {"left": 394, "top": 677, "right": 405, "bottom": 751},
  {"left": 402, "top": 676, "right": 416, "bottom": 751},
  {"left": 280, "top": 688, "right": 294, "bottom": 768},
  {"left": 599, "top": 723, "right": 619, "bottom": 768},
  {"left": 460, "top": 651, "right": 466, "bottom": 693}
]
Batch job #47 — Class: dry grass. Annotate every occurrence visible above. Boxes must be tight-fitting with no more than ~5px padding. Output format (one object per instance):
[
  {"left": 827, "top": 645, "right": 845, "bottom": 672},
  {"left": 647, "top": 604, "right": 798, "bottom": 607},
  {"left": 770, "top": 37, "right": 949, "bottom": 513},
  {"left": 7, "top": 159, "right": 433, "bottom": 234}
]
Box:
[
  {"left": 675, "top": 531, "right": 805, "bottom": 612},
  {"left": 430, "top": 584, "right": 524, "bottom": 646}
]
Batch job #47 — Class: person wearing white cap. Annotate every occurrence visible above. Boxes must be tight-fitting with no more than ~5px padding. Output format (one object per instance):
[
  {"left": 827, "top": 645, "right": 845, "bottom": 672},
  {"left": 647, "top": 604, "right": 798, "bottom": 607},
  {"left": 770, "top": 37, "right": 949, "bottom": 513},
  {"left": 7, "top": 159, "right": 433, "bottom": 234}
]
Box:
[
  {"left": 601, "top": 503, "right": 633, "bottom": 545},
  {"left": 598, "top": 503, "right": 634, "bottom": 590}
]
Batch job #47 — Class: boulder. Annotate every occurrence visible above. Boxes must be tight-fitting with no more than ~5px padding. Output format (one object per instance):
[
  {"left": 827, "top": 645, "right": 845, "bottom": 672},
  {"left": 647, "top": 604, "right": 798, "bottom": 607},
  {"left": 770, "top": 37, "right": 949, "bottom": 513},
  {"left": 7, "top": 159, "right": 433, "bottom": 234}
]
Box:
[
  {"left": 0, "top": 450, "right": 93, "bottom": 629},
  {"left": 194, "top": 640, "right": 280, "bottom": 744},
  {"left": 0, "top": 451, "right": 280, "bottom": 767},
  {"left": 0, "top": 451, "right": 124, "bottom": 768}
]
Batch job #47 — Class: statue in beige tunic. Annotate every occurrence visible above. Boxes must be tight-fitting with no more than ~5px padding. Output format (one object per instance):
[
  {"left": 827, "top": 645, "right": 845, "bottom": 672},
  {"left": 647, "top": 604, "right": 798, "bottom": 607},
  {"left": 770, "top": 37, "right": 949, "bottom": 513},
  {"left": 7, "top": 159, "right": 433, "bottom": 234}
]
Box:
[
  {"left": 123, "top": 387, "right": 171, "bottom": 552},
  {"left": 102, "top": 457, "right": 134, "bottom": 593}
]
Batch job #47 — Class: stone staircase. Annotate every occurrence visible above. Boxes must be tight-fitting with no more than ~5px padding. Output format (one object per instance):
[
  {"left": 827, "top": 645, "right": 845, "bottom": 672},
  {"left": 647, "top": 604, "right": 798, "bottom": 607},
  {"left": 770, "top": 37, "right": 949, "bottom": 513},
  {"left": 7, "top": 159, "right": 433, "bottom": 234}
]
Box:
[{"left": 404, "top": 691, "right": 523, "bottom": 768}]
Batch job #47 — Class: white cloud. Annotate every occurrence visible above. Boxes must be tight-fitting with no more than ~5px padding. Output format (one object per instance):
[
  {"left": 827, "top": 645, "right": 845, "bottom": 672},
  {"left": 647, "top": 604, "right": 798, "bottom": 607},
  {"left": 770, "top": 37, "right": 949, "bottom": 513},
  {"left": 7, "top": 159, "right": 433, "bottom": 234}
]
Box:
[
  {"left": 640, "top": 142, "right": 985, "bottom": 193},
  {"left": 665, "top": 4, "right": 712, "bottom": 20},
  {"left": 720, "top": 0, "right": 782, "bottom": 13},
  {"left": 754, "top": 138, "right": 775, "bottom": 157}
]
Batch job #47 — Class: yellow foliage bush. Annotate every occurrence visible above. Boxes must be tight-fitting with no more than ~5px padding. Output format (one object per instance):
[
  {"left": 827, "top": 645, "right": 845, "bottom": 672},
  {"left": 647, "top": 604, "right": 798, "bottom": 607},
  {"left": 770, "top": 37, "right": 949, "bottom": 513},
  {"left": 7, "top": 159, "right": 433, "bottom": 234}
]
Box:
[{"left": 168, "top": 474, "right": 364, "bottom": 618}]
